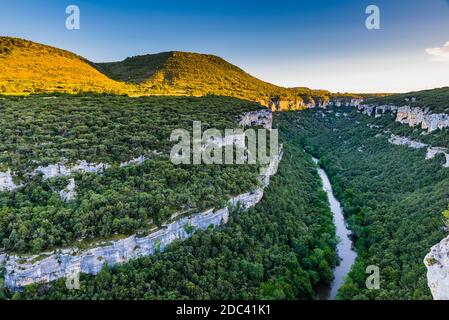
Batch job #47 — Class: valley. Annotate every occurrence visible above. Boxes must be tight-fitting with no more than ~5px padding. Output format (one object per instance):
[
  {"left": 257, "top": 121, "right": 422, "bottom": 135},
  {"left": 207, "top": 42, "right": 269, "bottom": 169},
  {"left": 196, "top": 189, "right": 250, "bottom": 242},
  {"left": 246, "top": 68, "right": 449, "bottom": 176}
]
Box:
[
  {"left": 277, "top": 106, "right": 449, "bottom": 299},
  {"left": 0, "top": 36, "right": 448, "bottom": 301}
]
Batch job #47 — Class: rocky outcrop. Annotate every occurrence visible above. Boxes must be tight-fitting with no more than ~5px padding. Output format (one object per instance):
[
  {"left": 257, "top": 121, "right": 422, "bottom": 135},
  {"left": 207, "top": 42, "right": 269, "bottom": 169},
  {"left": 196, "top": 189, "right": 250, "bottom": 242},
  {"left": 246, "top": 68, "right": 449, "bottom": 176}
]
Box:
[
  {"left": 426, "top": 148, "right": 449, "bottom": 168},
  {"left": 358, "top": 104, "right": 449, "bottom": 133},
  {"left": 425, "top": 235, "right": 449, "bottom": 300},
  {"left": 59, "top": 178, "right": 76, "bottom": 202},
  {"left": 328, "top": 98, "right": 363, "bottom": 108},
  {"left": 388, "top": 134, "right": 428, "bottom": 149},
  {"left": 239, "top": 109, "right": 273, "bottom": 130},
  {"left": 0, "top": 152, "right": 161, "bottom": 197},
  {"left": 1, "top": 148, "right": 283, "bottom": 290},
  {"left": 0, "top": 170, "right": 17, "bottom": 192},
  {"left": 386, "top": 134, "right": 449, "bottom": 168},
  {"left": 267, "top": 97, "right": 303, "bottom": 111}
]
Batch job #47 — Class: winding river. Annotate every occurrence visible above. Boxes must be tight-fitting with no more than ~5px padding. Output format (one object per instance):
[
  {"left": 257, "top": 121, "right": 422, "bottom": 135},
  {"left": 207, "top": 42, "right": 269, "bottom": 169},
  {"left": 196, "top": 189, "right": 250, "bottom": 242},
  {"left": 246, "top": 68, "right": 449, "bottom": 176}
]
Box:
[{"left": 312, "top": 157, "right": 357, "bottom": 300}]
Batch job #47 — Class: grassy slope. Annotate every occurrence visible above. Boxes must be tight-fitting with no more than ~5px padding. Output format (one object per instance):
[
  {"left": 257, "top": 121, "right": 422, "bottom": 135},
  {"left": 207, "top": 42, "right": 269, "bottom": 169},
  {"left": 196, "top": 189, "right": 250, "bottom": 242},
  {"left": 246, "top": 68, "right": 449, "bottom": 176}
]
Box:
[{"left": 0, "top": 37, "right": 129, "bottom": 95}]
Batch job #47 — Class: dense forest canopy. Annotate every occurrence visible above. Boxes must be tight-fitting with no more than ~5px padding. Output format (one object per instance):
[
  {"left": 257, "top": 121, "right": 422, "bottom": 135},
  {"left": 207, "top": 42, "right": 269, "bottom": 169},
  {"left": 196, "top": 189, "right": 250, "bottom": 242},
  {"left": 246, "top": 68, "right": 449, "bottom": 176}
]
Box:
[{"left": 0, "top": 95, "right": 264, "bottom": 253}]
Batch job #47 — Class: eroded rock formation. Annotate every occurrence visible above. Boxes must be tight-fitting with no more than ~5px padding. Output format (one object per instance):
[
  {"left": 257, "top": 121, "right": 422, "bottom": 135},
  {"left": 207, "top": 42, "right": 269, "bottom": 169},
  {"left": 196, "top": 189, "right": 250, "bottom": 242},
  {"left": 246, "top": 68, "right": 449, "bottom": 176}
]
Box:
[
  {"left": 358, "top": 104, "right": 449, "bottom": 133},
  {"left": 239, "top": 109, "right": 273, "bottom": 130},
  {"left": 386, "top": 134, "right": 449, "bottom": 168},
  {"left": 425, "top": 235, "right": 449, "bottom": 300}
]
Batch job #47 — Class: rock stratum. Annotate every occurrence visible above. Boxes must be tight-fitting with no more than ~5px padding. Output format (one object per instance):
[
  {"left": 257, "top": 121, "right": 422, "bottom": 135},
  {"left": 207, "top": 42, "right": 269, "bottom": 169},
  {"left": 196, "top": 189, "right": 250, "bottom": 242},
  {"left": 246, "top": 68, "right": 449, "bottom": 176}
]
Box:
[{"left": 358, "top": 104, "right": 449, "bottom": 132}]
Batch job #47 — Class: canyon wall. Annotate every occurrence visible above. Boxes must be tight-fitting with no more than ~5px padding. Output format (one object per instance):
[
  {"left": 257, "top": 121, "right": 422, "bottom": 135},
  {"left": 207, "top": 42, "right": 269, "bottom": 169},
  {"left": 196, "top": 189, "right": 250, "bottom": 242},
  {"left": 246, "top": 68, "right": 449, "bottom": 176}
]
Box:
[
  {"left": 425, "top": 236, "right": 449, "bottom": 300},
  {"left": 386, "top": 134, "right": 449, "bottom": 168},
  {"left": 266, "top": 97, "right": 363, "bottom": 112},
  {"left": 358, "top": 104, "right": 449, "bottom": 133}
]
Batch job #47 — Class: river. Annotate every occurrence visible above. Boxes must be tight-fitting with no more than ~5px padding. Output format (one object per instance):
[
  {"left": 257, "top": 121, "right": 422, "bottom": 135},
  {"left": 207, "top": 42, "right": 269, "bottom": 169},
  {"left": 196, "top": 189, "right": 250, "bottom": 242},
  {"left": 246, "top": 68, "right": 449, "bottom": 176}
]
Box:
[{"left": 312, "top": 157, "right": 357, "bottom": 300}]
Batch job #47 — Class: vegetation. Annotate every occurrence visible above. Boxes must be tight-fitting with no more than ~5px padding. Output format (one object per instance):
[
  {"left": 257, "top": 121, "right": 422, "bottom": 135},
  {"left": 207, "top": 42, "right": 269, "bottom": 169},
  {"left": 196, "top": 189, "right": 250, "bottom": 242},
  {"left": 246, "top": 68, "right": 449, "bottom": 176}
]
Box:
[
  {"left": 12, "top": 129, "right": 337, "bottom": 300},
  {"left": 0, "top": 37, "right": 360, "bottom": 108},
  {"left": 0, "top": 95, "right": 264, "bottom": 253},
  {"left": 366, "top": 87, "right": 449, "bottom": 114},
  {"left": 278, "top": 108, "right": 449, "bottom": 299}
]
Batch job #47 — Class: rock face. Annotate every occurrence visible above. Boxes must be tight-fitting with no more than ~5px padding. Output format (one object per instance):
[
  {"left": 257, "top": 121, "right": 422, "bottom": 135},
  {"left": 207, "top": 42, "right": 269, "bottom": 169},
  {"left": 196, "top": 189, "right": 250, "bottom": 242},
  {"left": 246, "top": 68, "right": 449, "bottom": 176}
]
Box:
[
  {"left": 1, "top": 148, "right": 283, "bottom": 290},
  {"left": 426, "top": 148, "right": 449, "bottom": 168},
  {"left": 358, "top": 104, "right": 449, "bottom": 133},
  {"left": 386, "top": 134, "right": 449, "bottom": 168},
  {"left": 239, "top": 109, "right": 273, "bottom": 130},
  {"left": 0, "top": 154, "right": 157, "bottom": 192},
  {"left": 267, "top": 97, "right": 303, "bottom": 111},
  {"left": 0, "top": 170, "right": 17, "bottom": 192},
  {"left": 425, "top": 235, "right": 449, "bottom": 300},
  {"left": 59, "top": 178, "right": 76, "bottom": 202},
  {"left": 388, "top": 134, "right": 428, "bottom": 149}
]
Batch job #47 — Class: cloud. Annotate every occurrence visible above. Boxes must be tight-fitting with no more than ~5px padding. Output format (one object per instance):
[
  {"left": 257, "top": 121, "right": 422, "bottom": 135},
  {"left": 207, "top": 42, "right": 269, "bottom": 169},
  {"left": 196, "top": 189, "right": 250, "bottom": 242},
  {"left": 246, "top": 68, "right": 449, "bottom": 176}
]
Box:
[{"left": 425, "top": 41, "right": 449, "bottom": 62}]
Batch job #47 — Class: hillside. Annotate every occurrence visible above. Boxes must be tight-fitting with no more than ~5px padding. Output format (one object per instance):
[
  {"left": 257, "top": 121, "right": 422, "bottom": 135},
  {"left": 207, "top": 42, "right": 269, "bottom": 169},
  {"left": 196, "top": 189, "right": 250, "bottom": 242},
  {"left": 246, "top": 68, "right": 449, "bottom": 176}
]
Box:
[
  {"left": 96, "top": 51, "right": 314, "bottom": 105},
  {"left": 366, "top": 87, "right": 449, "bottom": 114},
  {"left": 0, "top": 37, "right": 130, "bottom": 95},
  {"left": 0, "top": 37, "right": 360, "bottom": 109}
]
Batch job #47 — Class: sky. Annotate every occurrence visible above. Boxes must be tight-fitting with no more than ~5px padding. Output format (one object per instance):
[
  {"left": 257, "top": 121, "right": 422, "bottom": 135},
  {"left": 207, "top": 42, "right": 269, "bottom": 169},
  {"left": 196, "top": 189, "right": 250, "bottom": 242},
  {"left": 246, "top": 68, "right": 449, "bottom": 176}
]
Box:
[{"left": 1, "top": 0, "right": 449, "bottom": 93}]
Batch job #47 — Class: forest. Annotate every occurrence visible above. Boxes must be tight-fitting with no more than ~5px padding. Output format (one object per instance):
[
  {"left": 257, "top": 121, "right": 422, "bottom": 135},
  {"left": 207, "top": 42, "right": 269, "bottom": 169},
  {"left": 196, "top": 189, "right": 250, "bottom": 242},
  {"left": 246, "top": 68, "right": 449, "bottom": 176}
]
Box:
[
  {"left": 0, "top": 95, "right": 264, "bottom": 253},
  {"left": 7, "top": 126, "right": 337, "bottom": 300},
  {"left": 277, "top": 108, "right": 449, "bottom": 299}
]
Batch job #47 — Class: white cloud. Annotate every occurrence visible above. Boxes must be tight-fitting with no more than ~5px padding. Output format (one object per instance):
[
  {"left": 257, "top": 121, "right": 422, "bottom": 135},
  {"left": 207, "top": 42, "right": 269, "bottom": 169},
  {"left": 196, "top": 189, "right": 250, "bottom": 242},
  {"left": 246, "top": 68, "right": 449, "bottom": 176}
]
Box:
[{"left": 425, "top": 41, "right": 449, "bottom": 62}]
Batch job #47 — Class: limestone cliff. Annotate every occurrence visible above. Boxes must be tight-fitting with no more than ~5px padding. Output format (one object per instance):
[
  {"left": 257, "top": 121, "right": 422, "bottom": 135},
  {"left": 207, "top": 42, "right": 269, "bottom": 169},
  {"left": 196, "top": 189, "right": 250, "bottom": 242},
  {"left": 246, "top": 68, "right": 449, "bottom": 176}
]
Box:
[
  {"left": 425, "top": 235, "right": 449, "bottom": 300},
  {"left": 358, "top": 104, "right": 449, "bottom": 133}
]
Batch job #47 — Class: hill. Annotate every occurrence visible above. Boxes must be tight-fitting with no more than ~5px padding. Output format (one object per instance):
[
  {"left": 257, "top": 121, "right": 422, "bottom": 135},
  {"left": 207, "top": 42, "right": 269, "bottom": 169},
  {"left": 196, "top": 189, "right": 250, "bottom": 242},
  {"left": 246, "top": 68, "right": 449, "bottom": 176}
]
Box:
[
  {"left": 0, "top": 37, "right": 129, "bottom": 95},
  {"left": 0, "top": 37, "right": 360, "bottom": 109}
]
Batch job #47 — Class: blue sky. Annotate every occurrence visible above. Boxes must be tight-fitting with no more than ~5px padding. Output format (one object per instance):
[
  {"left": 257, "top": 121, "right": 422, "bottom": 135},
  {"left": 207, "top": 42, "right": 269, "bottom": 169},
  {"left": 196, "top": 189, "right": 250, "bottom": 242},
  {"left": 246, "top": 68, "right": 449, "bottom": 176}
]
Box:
[{"left": 1, "top": 0, "right": 449, "bottom": 92}]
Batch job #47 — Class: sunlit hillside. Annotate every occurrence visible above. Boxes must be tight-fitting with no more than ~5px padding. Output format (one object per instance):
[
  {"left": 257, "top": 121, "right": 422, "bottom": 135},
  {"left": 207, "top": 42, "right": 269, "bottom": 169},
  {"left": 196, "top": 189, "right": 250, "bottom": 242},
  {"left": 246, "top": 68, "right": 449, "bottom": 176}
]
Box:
[
  {"left": 0, "top": 37, "right": 360, "bottom": 108},
  {"left": 0, "top": 37, "right": 130, "bottom": 95}
]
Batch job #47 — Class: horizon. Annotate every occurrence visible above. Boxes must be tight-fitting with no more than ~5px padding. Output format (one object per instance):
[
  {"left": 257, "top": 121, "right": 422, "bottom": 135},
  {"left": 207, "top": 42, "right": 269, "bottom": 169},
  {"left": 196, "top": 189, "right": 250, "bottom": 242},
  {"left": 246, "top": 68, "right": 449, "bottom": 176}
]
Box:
[{"left": 1, "top": 0, "right": 449, "bottom": 93}]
